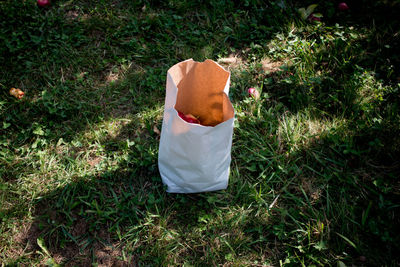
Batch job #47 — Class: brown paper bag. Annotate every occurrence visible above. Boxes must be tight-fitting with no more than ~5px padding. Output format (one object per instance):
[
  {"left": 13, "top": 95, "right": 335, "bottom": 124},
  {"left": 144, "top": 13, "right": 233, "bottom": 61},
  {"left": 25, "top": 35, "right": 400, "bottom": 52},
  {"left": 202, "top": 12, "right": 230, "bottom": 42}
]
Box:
[{"left": 172, "top": 59, "right": 234, "bottom": 126}]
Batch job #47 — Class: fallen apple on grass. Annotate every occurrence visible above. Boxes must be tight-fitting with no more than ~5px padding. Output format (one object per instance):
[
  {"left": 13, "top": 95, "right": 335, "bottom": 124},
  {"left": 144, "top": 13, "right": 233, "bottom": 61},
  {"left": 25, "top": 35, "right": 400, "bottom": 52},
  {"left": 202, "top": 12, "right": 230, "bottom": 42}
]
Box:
[
  {"left": 37, "top": 0, "right": 51, "bottom": 8},
  {"left": 248, "top": 87, "right": 260, "bottom": 99},
  {"left": 178, "top": 111, "right": 200, "bottom": 124},
  {"left": 9, "top": 88, "right": 25, "bottom": 99},
  {"left": 338, "top": 2, "right": 349, "bottom": 11}
]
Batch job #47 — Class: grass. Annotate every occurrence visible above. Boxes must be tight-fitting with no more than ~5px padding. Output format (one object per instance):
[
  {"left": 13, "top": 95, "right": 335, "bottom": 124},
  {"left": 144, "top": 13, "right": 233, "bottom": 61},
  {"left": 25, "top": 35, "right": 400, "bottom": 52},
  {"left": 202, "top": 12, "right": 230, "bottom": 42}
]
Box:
[{"left": 1, "top": 0, "right": 399, "bottom": 266}]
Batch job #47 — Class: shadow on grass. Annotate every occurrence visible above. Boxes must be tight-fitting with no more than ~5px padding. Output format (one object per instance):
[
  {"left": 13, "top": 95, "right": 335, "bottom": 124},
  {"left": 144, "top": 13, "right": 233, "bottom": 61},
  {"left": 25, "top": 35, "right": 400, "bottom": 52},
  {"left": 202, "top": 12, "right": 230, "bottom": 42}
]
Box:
[
  {"left": 283, "top": 124, "right": 400, "bottom": 265},
  {"left": 21, "top": 170, "right": 163, "bottom": 265},
  {"left": 18, "top": 168, "right": 232, "bottom": 265},
  {"left": 322, "top": 0, "right": 400, "bottom": 83},
  {"left": 231, "top": 98, "right": 400, "bottom": 265},
  {"left": 2, "top": 0, "right": 400, "bottom": 265}
]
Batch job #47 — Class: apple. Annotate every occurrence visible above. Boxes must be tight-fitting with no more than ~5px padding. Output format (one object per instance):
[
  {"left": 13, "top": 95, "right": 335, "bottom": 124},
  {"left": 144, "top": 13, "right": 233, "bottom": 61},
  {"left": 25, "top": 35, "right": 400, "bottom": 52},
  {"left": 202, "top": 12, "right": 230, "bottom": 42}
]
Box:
[
  {"left": 338, "top": 2, "right": 349, "bottom": 11},
  {"left": 37, "top": 0, "right": 51, "bottom": 8},
  {"left": 9, "top": 88, "right": 25, "bottom": 99},
  {"left": 178, "top": 111, "right": 200, "bottom": 124},
  {"left": 248, "top": 87, "right": 260, "bottom": 99}
]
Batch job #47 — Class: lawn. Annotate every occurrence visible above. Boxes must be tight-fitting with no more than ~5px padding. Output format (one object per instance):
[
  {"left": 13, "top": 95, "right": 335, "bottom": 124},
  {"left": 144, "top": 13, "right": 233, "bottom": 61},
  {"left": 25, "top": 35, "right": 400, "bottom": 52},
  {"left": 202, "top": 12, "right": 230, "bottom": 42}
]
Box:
[{"left": 1, "top": 0, "right": 399, "bottom": 266}]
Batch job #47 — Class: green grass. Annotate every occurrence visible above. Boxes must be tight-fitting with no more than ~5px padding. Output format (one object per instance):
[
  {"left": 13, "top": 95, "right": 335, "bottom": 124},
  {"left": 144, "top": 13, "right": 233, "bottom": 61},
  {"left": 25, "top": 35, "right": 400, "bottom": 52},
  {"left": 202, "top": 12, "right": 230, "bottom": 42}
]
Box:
[{"left": 1, "top": 0, "right": 399, "bottom": 266}]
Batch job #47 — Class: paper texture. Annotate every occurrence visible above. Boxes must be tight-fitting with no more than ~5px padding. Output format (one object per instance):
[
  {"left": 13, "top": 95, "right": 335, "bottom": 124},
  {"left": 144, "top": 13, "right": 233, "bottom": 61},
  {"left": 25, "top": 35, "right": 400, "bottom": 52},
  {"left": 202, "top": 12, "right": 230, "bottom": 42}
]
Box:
[
  {"left": 158, "top": 59, "right": 234, "bottom": 193},
  {"left": 174, "top": 59, "right": 233, "bottom": 126}
]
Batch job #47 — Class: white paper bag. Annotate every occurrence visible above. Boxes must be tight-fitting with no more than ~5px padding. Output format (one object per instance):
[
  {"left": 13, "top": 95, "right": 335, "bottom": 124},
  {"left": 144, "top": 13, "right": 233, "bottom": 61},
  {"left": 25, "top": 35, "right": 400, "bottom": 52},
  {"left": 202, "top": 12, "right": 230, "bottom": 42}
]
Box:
[{"left": 158, "top": 59, "right": 234, "bottom": 193}]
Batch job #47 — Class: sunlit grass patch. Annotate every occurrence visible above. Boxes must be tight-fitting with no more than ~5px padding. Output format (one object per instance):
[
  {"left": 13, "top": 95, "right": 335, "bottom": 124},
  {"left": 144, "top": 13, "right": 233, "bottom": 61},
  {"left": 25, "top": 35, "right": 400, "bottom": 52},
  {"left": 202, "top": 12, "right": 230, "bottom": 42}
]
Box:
[{"left": 277, "top": 111, "right": 348, "bottom": 153}]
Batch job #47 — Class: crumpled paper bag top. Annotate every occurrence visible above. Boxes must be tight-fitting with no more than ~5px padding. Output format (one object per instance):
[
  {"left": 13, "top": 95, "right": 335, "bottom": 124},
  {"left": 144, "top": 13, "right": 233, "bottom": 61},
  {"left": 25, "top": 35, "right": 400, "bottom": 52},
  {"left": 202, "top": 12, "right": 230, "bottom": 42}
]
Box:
[{"left": 170, "top": 59, "right": 234, "bottom": 126}]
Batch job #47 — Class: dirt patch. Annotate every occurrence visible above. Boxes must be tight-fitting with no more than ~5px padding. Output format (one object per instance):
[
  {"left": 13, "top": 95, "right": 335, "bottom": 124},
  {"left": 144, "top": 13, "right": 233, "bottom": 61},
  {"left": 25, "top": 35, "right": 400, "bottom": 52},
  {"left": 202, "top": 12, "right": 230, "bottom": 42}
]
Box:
[
  {"left": 53, "top": 241, "right": 133, "bottom": 267},
  {"left": 65, "top": 10, "right": 80, "bottom": 21},
  {"left": 88, "top": 156, "right": 102, "bottom": 168},
  {"left": 106, "top": 72, "right": 120, "bottom": 83},
  {"left": 17, "top": 216, "right": 135, "bottom": 266},
  {"left": 71, "top": 218, "right": 89, "bottom": 237},
  {"left": 217, "top": 54, "right": 245, "bottom": 70},
  {"left": 2, "top": 221, "right": 36, "bottom": 263},
  {"left": 94, "top": 244, "right": 132, "bottom": 267},
  {"left": 65, "top": 10, "right": 92, "bottom": 23},
  {"left": 103, "top": 62, "right": 136, "bottom": 85},
  {"left": 261, "top": 58, "right": 283, "bottom": 73},
  {"left": 15, "top": 221, "right": 42, "bottom": 252},
  {"left": 301, "top": 177, "right": 322, "bottom": 203}
]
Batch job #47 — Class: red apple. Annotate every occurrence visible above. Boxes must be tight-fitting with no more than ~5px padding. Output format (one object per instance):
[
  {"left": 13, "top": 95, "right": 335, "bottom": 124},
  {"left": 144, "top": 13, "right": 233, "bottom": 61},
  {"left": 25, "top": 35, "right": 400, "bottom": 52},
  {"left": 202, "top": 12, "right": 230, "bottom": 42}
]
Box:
[
  {"left": 178, "top": 111, "right": 200, "bottom": 124},
  {"left": 338, "top": 2, "right": 349, "bottom": 11},
  {"left": 248, "top": 87, "right": 260, "bottom": 99},
  {"left": 37, "top": 0, "right": 51, "bottom": 7}
]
